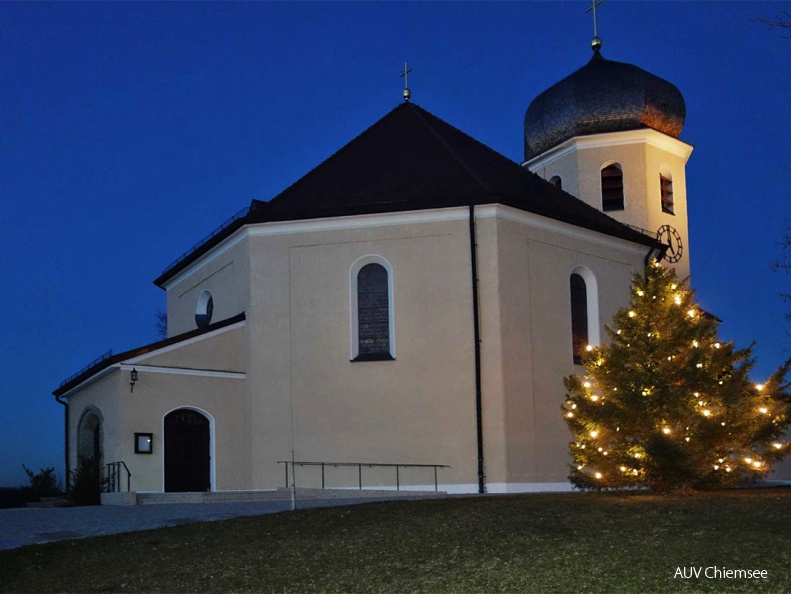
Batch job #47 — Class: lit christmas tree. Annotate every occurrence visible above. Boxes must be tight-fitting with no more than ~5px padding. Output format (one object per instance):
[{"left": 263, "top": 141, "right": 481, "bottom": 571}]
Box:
[{"left": 563, "top": 263, "right": 791, "bottom": 492}]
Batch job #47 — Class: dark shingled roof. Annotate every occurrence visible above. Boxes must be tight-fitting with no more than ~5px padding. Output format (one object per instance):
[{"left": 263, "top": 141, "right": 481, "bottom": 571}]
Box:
[
  {"left": 524, "top": 50, "right": 686, "bottom": 160},
  {"left": 53, "top": 313, "right": 246, "bottom": 397},
  {"left": 155, "top": 102, "right": 660, "bottom": 287}
]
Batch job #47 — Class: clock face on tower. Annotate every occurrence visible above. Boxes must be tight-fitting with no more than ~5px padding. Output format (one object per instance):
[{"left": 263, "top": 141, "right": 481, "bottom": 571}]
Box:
[{"left": 656, "top": 225, "right": 683, "bottom": 263}]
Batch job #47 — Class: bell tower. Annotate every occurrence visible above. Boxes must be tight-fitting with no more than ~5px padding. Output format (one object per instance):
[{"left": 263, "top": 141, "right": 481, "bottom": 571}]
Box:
[{"left": 522, "top": 44, "right": 693, "bottom": 280}]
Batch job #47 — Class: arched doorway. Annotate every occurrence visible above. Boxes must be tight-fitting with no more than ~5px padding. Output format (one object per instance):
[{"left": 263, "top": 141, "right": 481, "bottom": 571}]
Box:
[
  {"left": 164, "top": 408, "right": 211, "bottom": 492},
  {"left": 77, "top": 408, "right": 103, "bottom": 473}
]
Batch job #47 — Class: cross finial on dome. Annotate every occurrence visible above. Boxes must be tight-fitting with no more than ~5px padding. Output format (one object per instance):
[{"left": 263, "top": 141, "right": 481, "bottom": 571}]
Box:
[{"left": 585, "top": 0, "right": 604, "bottom": 52}]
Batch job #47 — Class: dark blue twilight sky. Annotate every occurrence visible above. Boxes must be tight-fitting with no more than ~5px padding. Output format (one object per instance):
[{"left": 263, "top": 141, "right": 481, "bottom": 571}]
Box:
[{"left": 0, "top": 2, "right": 789, "bottom": 486}]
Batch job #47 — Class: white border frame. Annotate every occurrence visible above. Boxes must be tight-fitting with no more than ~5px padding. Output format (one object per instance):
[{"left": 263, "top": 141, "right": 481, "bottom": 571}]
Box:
[
  {"left": 76, "top": 405, "right": 104, "bottom": 467},
  {"left": 570, "top": 265, "right": 601, "bottom": 350},
  {"left": 349, "top": 254, "right": 395, "bottom": 361},
  {"left": 195, "top": 290, "right": 213, "bottom": 328},
  {"left": 523, "top": 128, "right": 694, "bottom": 170},
  {"left": 119, "top": 364, "right": 245, "bottom": 380}
]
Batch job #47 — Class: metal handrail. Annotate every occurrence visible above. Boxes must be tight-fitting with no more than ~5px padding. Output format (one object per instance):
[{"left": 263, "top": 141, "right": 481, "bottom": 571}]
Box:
[
  {"left": 105, "top": 461, "right": 131, "bottom": 492},
  {"left": 59, "top": 350, "right": 113, "bottom": 389},
  {"left": 625, "top": 223, "right": 658, "bottom": 239},
  {"left": 278, "top": 460, "right": 450, "bottom": 492},
  {"left": 161, "top": 206, "right": 250, "bottom": 274}
]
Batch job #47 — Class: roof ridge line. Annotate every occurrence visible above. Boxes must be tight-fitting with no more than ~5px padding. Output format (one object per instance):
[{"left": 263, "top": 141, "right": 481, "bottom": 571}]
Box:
[
  {"left": 407, "top": 104, "right": 499, "bottom": 200},
  {"left": 266, "top": 104, "right": 404, "bottom": 206}
]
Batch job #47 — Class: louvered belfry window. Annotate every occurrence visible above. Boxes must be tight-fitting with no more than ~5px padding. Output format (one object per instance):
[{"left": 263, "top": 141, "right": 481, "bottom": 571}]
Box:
[
  {"left": 660, "top": 174, "right": 674, "bottom": 214},
  {"left": 357, "top": 263, "right": 390, "bottom": 356},
  {"left": 601, "top": 164, "right": 624, "bottom": 211},
  {"left": 570, "top": 273, "right": 588, "bottom": 365}
]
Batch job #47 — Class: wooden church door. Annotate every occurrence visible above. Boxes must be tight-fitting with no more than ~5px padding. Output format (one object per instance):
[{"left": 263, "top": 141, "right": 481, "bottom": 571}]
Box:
[{"left": 164, "top": 409, "right": 211, "bottom": 492}]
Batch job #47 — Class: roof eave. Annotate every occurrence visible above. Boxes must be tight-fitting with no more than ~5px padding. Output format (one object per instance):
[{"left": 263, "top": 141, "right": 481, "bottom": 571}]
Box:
[{"left": 53, "top": 313, "right": 246, "bottom": 397}]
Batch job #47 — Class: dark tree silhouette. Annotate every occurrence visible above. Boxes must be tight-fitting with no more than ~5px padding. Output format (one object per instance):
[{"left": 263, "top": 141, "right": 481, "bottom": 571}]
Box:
[{"left": 156, "top": 310, "right": 168, "bottom": 339}]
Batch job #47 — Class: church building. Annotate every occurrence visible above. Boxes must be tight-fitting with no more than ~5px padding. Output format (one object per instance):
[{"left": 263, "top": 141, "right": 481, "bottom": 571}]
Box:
[{"left": 55, "top": 40, "right": 705, "bottom": 498}]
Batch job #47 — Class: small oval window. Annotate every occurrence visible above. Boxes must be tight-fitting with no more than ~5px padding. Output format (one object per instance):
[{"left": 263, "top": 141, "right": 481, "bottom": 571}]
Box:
[
  {"left": 195, "top": 290, "right": 214, "bottom": 328},
  {"left": 549, "top": 175, "right": 562, "bottom": 190}
]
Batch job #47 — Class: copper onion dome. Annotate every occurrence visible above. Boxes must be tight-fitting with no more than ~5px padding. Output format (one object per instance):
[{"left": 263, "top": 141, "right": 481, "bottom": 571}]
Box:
[{"left": 524, "top": 50, "right": 686, "bottom": 160}]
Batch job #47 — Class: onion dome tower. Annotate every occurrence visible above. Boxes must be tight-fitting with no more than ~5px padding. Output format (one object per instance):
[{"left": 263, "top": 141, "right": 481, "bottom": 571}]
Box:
[
  {"left": 523, "top": 41, "right": 694, "bottom": 279},
  {"left": 524, "top": 49, "right": 686, "bottom": 161}
]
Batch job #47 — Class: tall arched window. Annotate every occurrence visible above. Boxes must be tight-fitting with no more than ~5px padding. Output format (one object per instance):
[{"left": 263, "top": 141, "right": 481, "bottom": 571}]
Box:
[
  {"left": 659, "top": 166, "right": 674, "bottom": 215},
  {"left": 352, "top": 261, "right": 394, "bottom": 361},
  {"left": 601, "top": 163, "right": 624, "bottom": 211},
  {"left": 570, "top": 273, "right": 588, "bottom": 365},
  {"left": 77, "top": 407, "right": 103, "bottom": 479}
]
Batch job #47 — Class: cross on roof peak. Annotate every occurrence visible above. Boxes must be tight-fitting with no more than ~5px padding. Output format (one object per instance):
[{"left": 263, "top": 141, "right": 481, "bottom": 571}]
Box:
[{"left": 401, "top": 62, "right": 412, "bottom": 102}]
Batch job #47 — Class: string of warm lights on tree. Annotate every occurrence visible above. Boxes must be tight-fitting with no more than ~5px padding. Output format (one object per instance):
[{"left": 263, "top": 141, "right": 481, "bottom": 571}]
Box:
[{"left": 563, "top": 262, "right": 791, "bottom": 492}]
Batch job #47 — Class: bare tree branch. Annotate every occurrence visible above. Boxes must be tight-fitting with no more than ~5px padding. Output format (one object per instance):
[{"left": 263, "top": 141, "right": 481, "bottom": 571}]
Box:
[
  {"left": 756, "top": 11, "right": 791, "bottom": 28},
  {"left": 155, "top": 310, "right": 168, "bottom": 339},
  {"left": 755, "top": 11, "right": 791, "bottom": 37},
  {"left": 771, "top": 227, "right": 791, "bottom": 325}
]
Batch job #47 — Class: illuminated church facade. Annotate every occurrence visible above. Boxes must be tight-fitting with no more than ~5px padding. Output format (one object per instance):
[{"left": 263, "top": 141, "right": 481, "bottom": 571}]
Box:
[{"left": 55, "top": 40, "right": 738, "bottom": 499}]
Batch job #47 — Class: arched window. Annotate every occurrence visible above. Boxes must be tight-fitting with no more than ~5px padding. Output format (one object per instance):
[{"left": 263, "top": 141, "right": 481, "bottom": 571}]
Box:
[
  {"left": 350, "top": 256, "right": 394, "bottom": 361},
  {"left": 660, "top": 166, "right": 674, "bottom": 215},
  {"left": 77, "top": 407, "right": 103, "bottom": 486},
  {"left": 195, "top": 290, "right": 214, "bottom": 329},
  {"left": 570, "top": 273, "right": 588, "bottom": 365},
  {"left": 549, "top": 175, "right": 562, "bottom": 190},
  {"left": 601, "top": 163, "right": 624, "bottom": 211},
  {"left": 357, "top": 264, "right": 390, "bottom": 358}
]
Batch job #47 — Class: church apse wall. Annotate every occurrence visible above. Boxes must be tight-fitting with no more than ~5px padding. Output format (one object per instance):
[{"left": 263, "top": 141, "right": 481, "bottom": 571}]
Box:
[
  {"left": 493, "top": 210, "right": 648, "bottom": 490},
  {"left": 244, "top": 215, "right": 483, "bottom": 491},
  {"left": 235, "top": 208, "right": 651, "bottom": 492}
]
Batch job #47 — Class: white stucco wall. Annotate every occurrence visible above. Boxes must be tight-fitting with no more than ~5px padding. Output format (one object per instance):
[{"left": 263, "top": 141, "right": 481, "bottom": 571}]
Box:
[
  {"left": 65, "top": 326, "right": 248, "bottom": 493},
  {"left": 164, "top": 236, "right": 250, "bottom": 336},
  {"left": 493, "top": 210, "right": 647, "bottom": 487},
  {"left": 233, "top": 207, "right": 651, "bottom": 492},
  {"left": 243, "top": 211, "right": 480, "bottom": 491}
]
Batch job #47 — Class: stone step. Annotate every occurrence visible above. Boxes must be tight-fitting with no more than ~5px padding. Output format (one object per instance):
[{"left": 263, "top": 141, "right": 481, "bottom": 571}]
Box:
[
  {"left": 134, "top": 487, "right": 445, "bottom": 505},
  {"left": 26, "top": 497, "right": 75, "bottom": 508},
  {"left": 136, "top": 490, "right": 289, "bottom": 505},
  {"left": 276, "top": 487, "right": 447, "bottom": 500}
]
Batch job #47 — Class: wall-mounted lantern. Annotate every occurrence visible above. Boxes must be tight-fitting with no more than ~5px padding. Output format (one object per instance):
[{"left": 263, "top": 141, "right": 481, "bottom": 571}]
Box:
[{"left": 130, "top": 368, "right": 138, "bottom": 393}]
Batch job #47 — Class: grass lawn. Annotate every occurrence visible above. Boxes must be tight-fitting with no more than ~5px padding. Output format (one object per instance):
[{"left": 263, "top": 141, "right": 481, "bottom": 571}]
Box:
[{"left": 1, "top": 489, "right": 791, "bottom": 593}]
